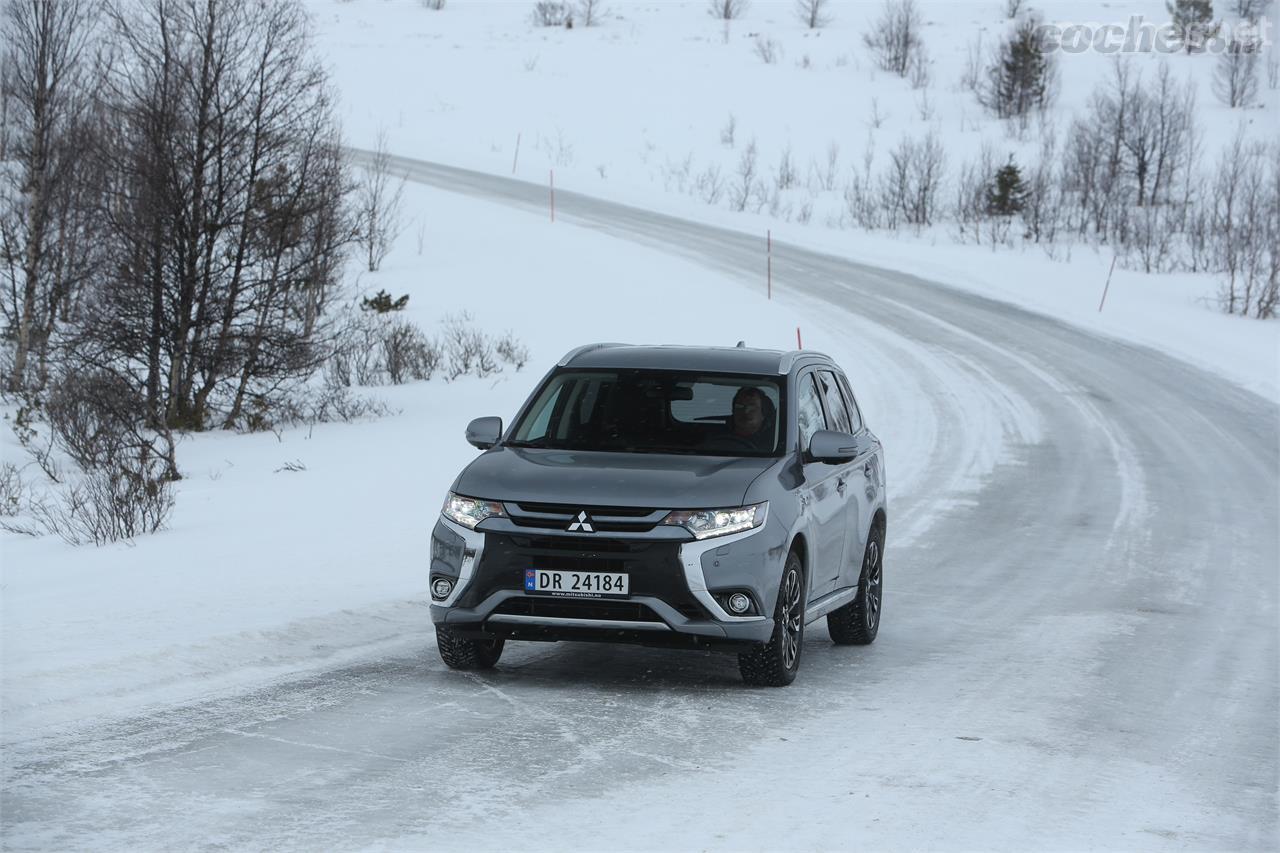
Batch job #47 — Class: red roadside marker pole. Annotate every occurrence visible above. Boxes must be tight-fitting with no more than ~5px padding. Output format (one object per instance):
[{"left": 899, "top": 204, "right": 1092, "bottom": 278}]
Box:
[
  {"left": 1098, "top": 254, "right": 1117, "bottom": 312},
  {"left": 796, "top": 327, "right": 803, "bottom": 349},
  {"left": 512, "top": 132, "right": 521, "bottom": 174}
]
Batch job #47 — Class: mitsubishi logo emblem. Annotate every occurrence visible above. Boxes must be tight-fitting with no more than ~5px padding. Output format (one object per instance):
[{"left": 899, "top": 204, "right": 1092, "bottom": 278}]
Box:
[{"left": 567, "top": 511, "right": 594, "bottom": 533}]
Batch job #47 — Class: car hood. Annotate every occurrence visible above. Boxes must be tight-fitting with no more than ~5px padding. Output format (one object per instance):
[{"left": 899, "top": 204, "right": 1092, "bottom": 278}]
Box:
[{"left": 453, "top": 447, "right": 777, "bottom": 509}]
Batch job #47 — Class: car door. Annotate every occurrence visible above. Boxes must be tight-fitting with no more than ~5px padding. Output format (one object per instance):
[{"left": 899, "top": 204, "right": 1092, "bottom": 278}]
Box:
[
  {"left": 795, "top": 370, "right": 848, "bottom": 600},
  {"left": 834, "top": 370, "right": 881, "bottom": 589},
  {"left": 815, "top": 369, "right": 862, "bottom": 593}
]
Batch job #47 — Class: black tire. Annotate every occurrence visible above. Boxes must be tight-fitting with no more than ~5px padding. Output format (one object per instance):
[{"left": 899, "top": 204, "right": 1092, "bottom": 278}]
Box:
[
  {"left": 739, "top": 551, "right": 805, "bottom": 687},
  {"left": 436, "top": 625, "right": 505, "bottom": 670},
  {"left": 827, "top": 521, "right": 884, "bottom": 646}
]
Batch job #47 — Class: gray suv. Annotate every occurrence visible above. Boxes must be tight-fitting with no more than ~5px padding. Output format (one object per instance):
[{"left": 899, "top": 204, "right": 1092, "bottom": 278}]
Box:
[{"left": 428, "top": 344, "right": 886, "bottom": 686}]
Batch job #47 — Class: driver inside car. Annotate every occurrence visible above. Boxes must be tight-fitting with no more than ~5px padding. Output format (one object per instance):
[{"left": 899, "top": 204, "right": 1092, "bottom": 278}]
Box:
[{"left": 726, "top": 386, "right": 775, "bottom": 451}]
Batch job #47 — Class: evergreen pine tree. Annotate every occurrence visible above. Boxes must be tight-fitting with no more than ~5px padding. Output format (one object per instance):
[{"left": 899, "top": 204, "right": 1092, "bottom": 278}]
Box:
[
  {"left": 987, "top": 16, "right": 1053, "bottom": 119},
  {"left": 986, "top": 160, "right": 1029, "bottom": 216},
  {"left": 1166, "top": 0, "right": 1219, "bottom": 53},
  {"left": 361, "top": 290, "right": 410, "bottom": 313}
]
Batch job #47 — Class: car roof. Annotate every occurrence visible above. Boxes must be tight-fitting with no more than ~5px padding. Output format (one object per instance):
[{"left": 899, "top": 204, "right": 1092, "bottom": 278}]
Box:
[{"left": 558, "top": 343, "right": 836, "bottom": 375}]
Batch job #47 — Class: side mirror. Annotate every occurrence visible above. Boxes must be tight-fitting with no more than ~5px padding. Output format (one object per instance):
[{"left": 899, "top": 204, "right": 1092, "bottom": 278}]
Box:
[
  {"left": 807, "top": 429, "right": 865, "bottom": 464},
  {"left": 465, "top": 416, "right": 503, "bottom": 450}
]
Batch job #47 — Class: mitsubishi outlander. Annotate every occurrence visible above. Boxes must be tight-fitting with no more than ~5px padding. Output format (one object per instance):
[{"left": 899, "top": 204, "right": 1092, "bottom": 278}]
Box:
[{"left": 428, "top": 343, "right": 886, "bottom": 686}]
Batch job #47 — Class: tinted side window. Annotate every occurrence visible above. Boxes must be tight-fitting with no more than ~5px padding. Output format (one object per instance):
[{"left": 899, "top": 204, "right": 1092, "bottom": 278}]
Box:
[
  {"left": 837, "top": 373, "right": 864, "bottom": 432},
  {"left": 796, "top": 373, "right": 827, "bottom": 449},
  {"left": 817, "top": 370, "right": 852, "bottom": 434}
]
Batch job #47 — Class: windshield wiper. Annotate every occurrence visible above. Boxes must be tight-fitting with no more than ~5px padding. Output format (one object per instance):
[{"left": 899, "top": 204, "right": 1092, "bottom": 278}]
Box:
[{"left": 505, "top": 439, "right": 551, "bottom": 448}]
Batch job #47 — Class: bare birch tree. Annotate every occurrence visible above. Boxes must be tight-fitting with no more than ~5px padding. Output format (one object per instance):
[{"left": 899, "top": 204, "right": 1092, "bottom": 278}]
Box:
[
  {"left": 356, "top": 130, "right": 406, "bottom": 273},
  {"left": 0, "top": 0, "right": 96, "bottom": 391}
]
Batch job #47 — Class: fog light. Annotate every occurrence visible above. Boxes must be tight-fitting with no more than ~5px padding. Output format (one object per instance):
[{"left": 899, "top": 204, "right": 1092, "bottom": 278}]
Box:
[
  {"left": 728, "top": 592, "right": 751, "bottom": 614},
  {"left": 431, "top": 578, "right": 454, "bottom": 600}
]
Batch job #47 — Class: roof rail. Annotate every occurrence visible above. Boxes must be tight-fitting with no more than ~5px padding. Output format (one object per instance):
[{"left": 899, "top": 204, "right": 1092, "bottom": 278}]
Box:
[
  {"left": 777, "top": 349, "right": 835, "bottom": 374},
  {"left": 557, "top": 342, "right": 628, "bottom": 366}
]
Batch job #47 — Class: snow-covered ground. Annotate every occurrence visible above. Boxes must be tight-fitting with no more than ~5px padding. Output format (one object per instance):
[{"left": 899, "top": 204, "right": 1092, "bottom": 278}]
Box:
[
  {"left": 315, "top": 0, "right": 1279, "bottom": 399},
  {"left": 2, "top": 2, "right": 1277, "bottom": 850}
]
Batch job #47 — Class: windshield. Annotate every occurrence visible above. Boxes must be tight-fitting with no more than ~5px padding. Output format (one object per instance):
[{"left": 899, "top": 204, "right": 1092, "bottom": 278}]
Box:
[{"left": 508, "top": 369, "right": 785, "bottom": 457}]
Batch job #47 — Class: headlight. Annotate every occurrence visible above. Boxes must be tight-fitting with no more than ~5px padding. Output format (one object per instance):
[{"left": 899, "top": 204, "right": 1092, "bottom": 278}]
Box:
[
  {"left": 442, "top": 492, "right": 506, "bottom": 529},
  {"left": 661, "top": 502, "right": 767, "bottom": 540}
]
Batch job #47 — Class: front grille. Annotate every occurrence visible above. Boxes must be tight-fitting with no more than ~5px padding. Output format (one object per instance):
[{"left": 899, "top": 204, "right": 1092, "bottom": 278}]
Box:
[
  {"left": 459, "top": 533, "right": 710, "bottom": 621},
  {"left": 516, "top": 502, "right": 654, "bottom": 517},
  {"left": 505, "top": 502, "right": 667, "bottom": 533},
  {"left": 492, "top": 597, "right": 664, "bottom": 622}
]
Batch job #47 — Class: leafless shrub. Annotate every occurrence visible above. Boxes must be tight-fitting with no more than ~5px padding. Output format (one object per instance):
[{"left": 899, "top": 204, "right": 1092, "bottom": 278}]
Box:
[
  {"left": 357, "top": 131, "right": 407, "bottom": 272},
  {"left": 952, "top": 142, "right": 999, "bottom": 245},
  {"left": 1024, "top": 129, "right": 1062, "bottom": 245},
  {"left": 776, "top": 145, "right": 798, "bottom": 190},
  {"left": 1004, "top": 0, "right": 1024, "bottom": 18},
  {"left": 795, "top": 0, "right": 831, "bottom": 29},
  {"left": 441, "top": 312, "right": 500, "bottom": 380},
  {"left": 958, "top": 34, "right": 985, "bottom": 94},
  {"left": 812, "top": 141, "right": 840, "bottom": 192},
  {"left": 327, "top": 308, "right": 443, "bottom": 386},
  {"left": 303, "top": 383, "right": 396, "bottom": 424},
  {"left": 879, "top": 132, "right": 947, "bottom": 229},
  {"left": 1213, "top": 37, "right": 1260, "bottom": 108},
  {"left": 0, "top": 461, "right": 24, "bottom": 517},
  {"left": 915, "top": 88, "right": 935, "bottom": 120},
  {"left": 532, "top": 1, "right": 572, "bottom": 26},
  {"left": 383, "top": 319, "right": 443, "bottom": 384},
  {"left": 862, "top": 0, "right": 924, "bottom": 77},
  {"left": 708, "top": 0, "right": 749, "bottom": 20},
  {"left": 43, "top": 371, "right": 149, "bottom": 472},
  {"left": 842, "top": 172, "right": 879, "bottom": 229},
  {"left": 1267, "top": 53, "right": 1279, "bottom": 90},
  {"left": 841, "top": 138, "right": 880, "bottom": 229},
  {"left": 274, "top": 459, "right": 306, "bottom": 473},
  {"left": 1124, "top": 203, "right": 1182, "bottom": 273},
  {"left": 908, "top": 42, "right": 932, "bottom": 89},
  {"left": 720, "top": 113, "right": 737, "bottom": 147},
  {"left": 1212, "top": 134, "right": 1278, "bottom": 318},
  {"left": 696, "top": 164, "right": 726, "bottom": 204},
  {"left": 661, "top": 153, "right": 695, "bottom": 194},
  {"left": 28, "top": 452, "right": 175, "bottom": 546},
  {"left": 327, "top": 309, "right": 386, "bottom": 387},
  {"left": 537, "top": 128, "right": 576, "bottom": 167},
  {"left": 753, "top": 35, "right": 781, "bottom": 64},
  {"left": 11, "top": 397, "right": 60, "bottom": 483},
  {"left": 867, "top": 97, "right": 889, "bottom": 129},
  {"left": 730, "top": 139, "right": 761, "bottom": 212},
  {"left": 576, "top": 0, "right": 604, "bottom": 26},
  {"left": 419, "top": 0, "right": 446, "bottom": 8},
  {"left": 495, "top": 331, "right": 530, "bottom": 371}
]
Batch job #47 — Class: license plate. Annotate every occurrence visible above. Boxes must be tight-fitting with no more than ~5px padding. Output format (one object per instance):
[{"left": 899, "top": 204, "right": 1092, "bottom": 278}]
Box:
[{"left": 525, "top": 569, "right": 629, "bottom": 599}]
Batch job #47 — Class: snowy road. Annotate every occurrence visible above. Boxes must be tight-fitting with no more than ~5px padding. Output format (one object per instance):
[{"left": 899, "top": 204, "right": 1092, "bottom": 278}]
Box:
[{"left": 4, "top": 157, "right": 1277, "bottom": 851}]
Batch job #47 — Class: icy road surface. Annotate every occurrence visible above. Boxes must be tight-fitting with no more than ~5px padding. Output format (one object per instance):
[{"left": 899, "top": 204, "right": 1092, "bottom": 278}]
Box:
[{"left": 3, "top": 157, "right": 1276, "bottom": 851}]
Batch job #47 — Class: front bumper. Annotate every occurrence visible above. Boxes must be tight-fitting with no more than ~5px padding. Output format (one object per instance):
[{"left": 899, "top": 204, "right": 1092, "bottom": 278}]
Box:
[{"left": 428, "top": 516, "right": 778, "bottom": 649}]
